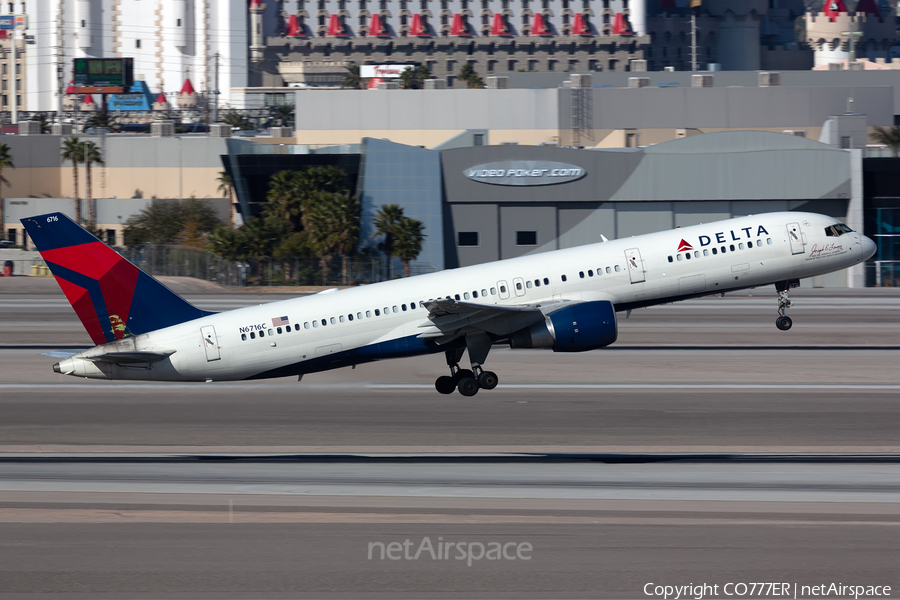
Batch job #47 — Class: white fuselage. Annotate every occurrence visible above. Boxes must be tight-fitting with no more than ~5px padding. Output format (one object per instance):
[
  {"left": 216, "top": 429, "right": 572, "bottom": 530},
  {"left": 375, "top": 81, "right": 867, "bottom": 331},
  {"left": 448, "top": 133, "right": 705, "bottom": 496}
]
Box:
[{"left": 58, "top": 212, "right": 875, "bottom": 381}]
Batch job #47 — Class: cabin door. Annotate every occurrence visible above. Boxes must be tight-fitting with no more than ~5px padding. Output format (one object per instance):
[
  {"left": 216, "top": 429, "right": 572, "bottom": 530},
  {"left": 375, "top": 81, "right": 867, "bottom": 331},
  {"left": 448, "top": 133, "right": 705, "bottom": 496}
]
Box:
[
  {"left": 200, "top": 326, "right": 221, "bottom": 361},
  {"left": 625, "top": 248, "right": 645, "bottom": 283},
  {"left": 787, "top": 222, "right": 805, "bottom": 255}
]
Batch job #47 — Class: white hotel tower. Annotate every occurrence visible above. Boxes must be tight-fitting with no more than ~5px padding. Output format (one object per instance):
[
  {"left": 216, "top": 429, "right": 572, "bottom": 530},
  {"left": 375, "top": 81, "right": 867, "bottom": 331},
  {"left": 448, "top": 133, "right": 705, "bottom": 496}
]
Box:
[{"left": 5, "top": 0, "right": 249, "bottom": 112}]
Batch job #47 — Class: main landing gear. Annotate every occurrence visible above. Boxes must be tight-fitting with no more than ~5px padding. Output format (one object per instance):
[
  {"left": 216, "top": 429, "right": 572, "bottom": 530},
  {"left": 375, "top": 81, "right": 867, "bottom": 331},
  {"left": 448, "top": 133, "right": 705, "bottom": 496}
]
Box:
[
  {"left": 774, "top": 279, "right": 799, "bottom": 331},
  {"left": 434, "top": 334, "right": 499, "bottom": 396}
]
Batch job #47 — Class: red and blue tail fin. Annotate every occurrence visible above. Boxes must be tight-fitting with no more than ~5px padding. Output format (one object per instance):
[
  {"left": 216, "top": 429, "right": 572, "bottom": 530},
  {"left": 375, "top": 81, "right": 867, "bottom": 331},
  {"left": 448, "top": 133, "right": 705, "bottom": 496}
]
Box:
[{"left": 21, "top": 212, "right": 214, "bottom": 346}]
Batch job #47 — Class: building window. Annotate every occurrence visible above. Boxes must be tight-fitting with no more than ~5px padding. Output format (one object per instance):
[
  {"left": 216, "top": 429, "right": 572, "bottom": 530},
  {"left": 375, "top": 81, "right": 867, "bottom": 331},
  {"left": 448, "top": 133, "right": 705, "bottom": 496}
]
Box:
[
  {"left": 136, "top": 39, "right": 141, "bottom": 48},
  {"left": 516, "top": 231, "right": 537, "bottom": 246},
  {"left": 841, "top": 136, "right": 852, "bottom": 149},
  {"left": 458, "top": 231, "right": 479, "bottom": 246},
  {"left": 177, "top": 18, "right": 182, "bottom": 26}
]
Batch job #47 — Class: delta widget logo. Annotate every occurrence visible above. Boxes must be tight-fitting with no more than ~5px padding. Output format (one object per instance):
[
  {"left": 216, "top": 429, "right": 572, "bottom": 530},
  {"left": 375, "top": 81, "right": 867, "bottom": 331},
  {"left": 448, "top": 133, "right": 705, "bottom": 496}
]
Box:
[{"left": 677, "top": 239, "right": 693, "bottom": 252}]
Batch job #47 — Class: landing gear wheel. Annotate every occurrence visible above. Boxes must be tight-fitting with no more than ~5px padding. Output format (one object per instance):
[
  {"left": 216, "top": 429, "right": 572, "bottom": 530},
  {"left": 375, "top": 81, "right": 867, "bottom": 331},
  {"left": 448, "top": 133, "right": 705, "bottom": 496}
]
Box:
[
  {"left": 453, "top": 369, "right": 475, "bottom": 383},
  {"left": 776, "top": 315, "right": 793, "bottom": 331},
  {"left": 457, "top": 377, "right": 480, "bottom": 397},
  {"left": 435, "top": 376, "right": 456, "bottom": 395},
  {"left": 477, "top": 370, "right": 499, "bottom": 390}
]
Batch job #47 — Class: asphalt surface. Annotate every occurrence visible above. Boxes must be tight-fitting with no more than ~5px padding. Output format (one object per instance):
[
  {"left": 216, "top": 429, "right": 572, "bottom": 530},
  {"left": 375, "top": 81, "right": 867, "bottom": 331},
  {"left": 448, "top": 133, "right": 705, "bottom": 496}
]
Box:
[{"left": 2, "top": 281, "right": 900, "bottom": 598}]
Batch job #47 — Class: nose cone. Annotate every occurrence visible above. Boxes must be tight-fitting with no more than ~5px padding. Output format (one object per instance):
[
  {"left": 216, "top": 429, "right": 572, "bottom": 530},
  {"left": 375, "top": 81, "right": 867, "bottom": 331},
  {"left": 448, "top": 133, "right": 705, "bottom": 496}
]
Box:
[{"left": 861, "top": 235, "right": 877, "bottom": 260}]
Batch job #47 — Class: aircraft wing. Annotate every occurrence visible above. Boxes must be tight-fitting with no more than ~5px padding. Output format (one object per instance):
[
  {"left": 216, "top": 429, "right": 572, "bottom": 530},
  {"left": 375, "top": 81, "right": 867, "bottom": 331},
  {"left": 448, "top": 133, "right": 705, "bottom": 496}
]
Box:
[
  {"left": 418, "top": 298, "right": 575, "bottom": 343},
  {"left": 84, "top": 350, "right": 176, "bottom": 365}
]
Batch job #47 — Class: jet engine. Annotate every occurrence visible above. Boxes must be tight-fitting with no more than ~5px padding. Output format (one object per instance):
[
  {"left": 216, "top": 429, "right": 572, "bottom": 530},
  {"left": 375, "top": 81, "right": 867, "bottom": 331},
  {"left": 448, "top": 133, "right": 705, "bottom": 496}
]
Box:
[{"left": 508, "top": 300, "right": 617, "bottom": 352}]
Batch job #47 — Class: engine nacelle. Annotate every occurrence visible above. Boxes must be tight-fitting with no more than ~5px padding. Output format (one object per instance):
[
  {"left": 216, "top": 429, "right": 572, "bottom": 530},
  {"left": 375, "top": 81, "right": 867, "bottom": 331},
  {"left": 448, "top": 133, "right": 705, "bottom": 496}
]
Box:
[{"left": 508, "top": 300, "right": 617, "bottom": 352}]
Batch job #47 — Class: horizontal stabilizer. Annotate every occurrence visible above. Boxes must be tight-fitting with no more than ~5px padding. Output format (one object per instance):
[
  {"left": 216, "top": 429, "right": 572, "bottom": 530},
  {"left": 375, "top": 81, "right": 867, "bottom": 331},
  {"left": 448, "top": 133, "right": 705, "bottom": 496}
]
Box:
[
  {"left": 84, "top": 350, "right": 176, "bottom": 364},
  {"left": 41, "top": 350, "right": 85, "bottom": 359}
]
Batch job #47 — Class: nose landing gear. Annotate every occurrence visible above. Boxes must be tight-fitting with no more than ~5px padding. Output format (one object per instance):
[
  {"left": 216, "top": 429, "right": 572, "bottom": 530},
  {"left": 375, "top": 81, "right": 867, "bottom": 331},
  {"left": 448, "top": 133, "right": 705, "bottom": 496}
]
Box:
[
  {"left": 774, "top": 279, "right": 799, "bottom": 331},
  {"left": 433, "top": 334, "right": 499, "bottom": 396}
]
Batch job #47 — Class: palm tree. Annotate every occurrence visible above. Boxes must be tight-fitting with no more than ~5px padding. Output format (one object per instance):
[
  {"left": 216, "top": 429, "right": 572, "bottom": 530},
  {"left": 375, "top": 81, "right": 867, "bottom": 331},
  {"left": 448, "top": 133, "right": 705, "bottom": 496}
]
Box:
[
  {"left": 0, "top": 143, "right": 13, "bottom": 240},
  {"left": 399, "top": 65, "right": 432, "bottom": 90},
  {"left": 269, "top": 104, "right": 295, "bottom": 127},
  {"left": 870, "top": 126, "right": 900, "bottom": 157},
  {"left": 83, "top": 112, "right": 118, "bottom": 133},
  {"left": 264, "top": 170, "right": 303, "bottom": 230},
  {"left": 341, "top": 63, "right": 363, "bottom": 89},
  {"left": 83, "top": 141, "right": 104, "bottom": 229},
  {"left": 373, "top": 203, "right": 406, "bottom": 279},
  {"left": 306, "top": 192, "right": 360, "bottom": 285},
  {"left": 458, "top": 63, "right": 484, "bottom": 88},
  {"left": 221, "top": 111, "right": 253, "bottom": 131},
  {"left": 217, "top": 171, "right": 236, "bottom": 228},
  {"left": 61, "top": 136, "right": 84, "bottom": 224},
  {"left": 394, "top": 216, "right": 425, "bottom": 277}
]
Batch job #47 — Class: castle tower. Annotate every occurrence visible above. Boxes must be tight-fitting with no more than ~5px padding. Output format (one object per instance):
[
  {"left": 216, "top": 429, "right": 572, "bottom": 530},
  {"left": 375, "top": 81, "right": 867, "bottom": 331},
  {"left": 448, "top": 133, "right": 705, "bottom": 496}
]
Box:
[
  {"left": 627, "top": 0, "right": 647, "bottom": 37},
  {"left": 250, "top": 0, "right": 267, "bottom": 62},
  {"left": 806, "top": 2, "right": 896, "bottom": 68},
  {"left": 705, "top": 0, "right": 769, "bottom": 71}
]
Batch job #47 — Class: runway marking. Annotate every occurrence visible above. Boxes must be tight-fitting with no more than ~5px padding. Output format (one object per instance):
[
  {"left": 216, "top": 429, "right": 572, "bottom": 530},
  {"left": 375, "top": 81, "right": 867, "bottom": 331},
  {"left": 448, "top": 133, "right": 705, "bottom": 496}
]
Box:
[{"left": 0, "top": 508, "right": 898, "bottom": 525}]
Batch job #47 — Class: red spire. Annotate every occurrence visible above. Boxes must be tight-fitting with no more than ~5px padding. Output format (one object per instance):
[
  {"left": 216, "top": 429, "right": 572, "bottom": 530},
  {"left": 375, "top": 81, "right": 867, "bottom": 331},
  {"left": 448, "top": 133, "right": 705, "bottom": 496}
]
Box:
[
  {"left": 82, "top": 94, "right": 95, "bottom": 104},
  {"left": 250, "top": 0, "right": 263, "bottom": 7},
  {"left": 155, "top": 93, "right": 168, "bottom": 104},
  {"left": 370, "top": 13, "right": 389, "bottom": 36},
  {"left": 410, "top": 13, "right": 428, "bottom": 36},
  {"left": 327, "top": 13, "right": 346, "bottom": 36},
  {"left": 855, "top": 0, "right": 881, "bottom": 18},
  {"left": 532, "top": 12, "right": 550, "bottom": 36},
  {"left": 612, "top": 12, "right": 632, "bottom": 35},
  {"left": 287, "top": 14, "right": 304, "bottom": 36},
  {"left": 65, "top": 80, "right": 78, "bottom": 94},
  {"left": 450, "top": 13, "right": 470, "bottom": 36},
  {"left": 659, "top": 0, "right": 676, "bottom": 8},
  {"left": 490, "top": 13, "right": 510, "bottom": 36},
  {"left": 572, "top": 13, "right": 589, "bottom": 35},
  {"left": 823, "top": 0, "right": 848, "bottom": 21},
  {"left": 180, "top": 78, "right": 195, "bottom": 94}
]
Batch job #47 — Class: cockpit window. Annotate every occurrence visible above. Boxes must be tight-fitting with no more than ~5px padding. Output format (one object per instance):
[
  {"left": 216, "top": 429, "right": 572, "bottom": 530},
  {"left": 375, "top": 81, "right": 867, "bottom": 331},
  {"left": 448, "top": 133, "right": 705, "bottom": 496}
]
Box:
[{"left": 825, "top": 223, "right": 853, "bottom": 237}]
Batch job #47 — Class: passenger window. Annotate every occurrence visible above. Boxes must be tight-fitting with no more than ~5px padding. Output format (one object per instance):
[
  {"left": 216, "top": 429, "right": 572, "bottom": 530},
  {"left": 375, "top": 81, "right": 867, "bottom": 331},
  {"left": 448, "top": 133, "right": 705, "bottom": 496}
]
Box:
[
  {"left": 721, "top": 246, "right": 727, "bottom": 253},
  {"left": 747, "top": 241, "right": 753, "bottom": 248},
  {"left": 677, "top": 254, "right": 683, "bottom": 261},
  {"left": 703, "top": 249, "right": 709, "bottom": 256},
  {"left": 357, "top": 312, "right": 363, "bottom": 319},
  {"left": 277, "top": 327, "right": 283, "bottom": 334},
  {"left": 739, "top": 243, "right": 744, "bottom": 250},
  {"left": 515, "top": 283, "right": 522, "bottom": 290},
  {"left": 596, "top": 268, "right": 602, "bottom": 275},
  {"left": 330, "top": 317, "right": 336, "bottom": 324},
  {"left": 402, "top": 304, "right": 407, "bottom": 311},
  {"left": 587, "top": 270, "right": 593, "bottom": 277},
  {"left": 410, "top": 303, "right": 416, "bottom": 310},
  {"left": 694, "top": 251, "right": 699, "bottom": 258},
  {"left": 241, "top": 333, "right": 247, "bottom": 341},
  {"left": 767, "top": 238, "right": 772, "bottom": 245},
  {"left": 606, "top": 267, "right": 611, "bottom": 274},
  {"left": 561, "top": 275, "right": 567, "bottom": 282},
  {"left": 339, "top": 315, "right": 345, "bottom": 323},
  {"left": 668, "top": 256, "right": 673, "bottom": 263},
  {"left": 375, "top": 309, "right": 380, "bottom": 316},
  {"left": 268, "top": 329, "right": 274, "bottom": 336},
  {"left": 526, "top": 280, "right": 532, "bottom": 288},
  {"left": 366, "top": 310, "right": 372, "bottom": 317},
  {"left": 455, "top": 294, "right": 460, "bottom": 300},
  {"left": 712, "top": 248, "right": 717, "bottom": 255},
  {"left": 384, "top": 307, "right": 389, "bottom": 314},
  {"left": 472, "top": 291, "right": 478, "bottom": 298},
  {"left": 685, "top": 253, "right": 691, "bottom": 260},
  {"left": 481, "top": 289, "right": 487, "bottom": 296},
  {"left": 543, "top": 278, "right": 549, "bottom": 285},
  {"left": 305, "top": 322, "right": 311, "bottom": 329},
  {"left": 614, "top": 265, "right": 620, "bottom": 272},
  {"left": 250, "top": 331, "right": 256, "bottom": 339},
  {"left": 730, "top": 244, "right": 735, "bottom": 252},
  {"left": 313, "top": 321, "right": 318, "bottom": 327},
  {"left": 321, "top": 319, "right": 327, "bottom": 326},
  {"left": 295, "top": 324, "right": 301, "bottom": 331},
  {"left": 534, "top": 280, "right": 540, "bottom": 287},
  {"left": 392, "top": 306, "right": 398, "bottom": 313},
  {"left": 348, "top": 314, "right": 353, "bottom": 321},
  {"left": 579, "top": 271, "right": 585, "bottom": 278},
  {"left": 491, "top": 287, "right": 497, "bottom": 294},
  {"left": 464, "top": 292, "right": 470, "bottom": 299}
]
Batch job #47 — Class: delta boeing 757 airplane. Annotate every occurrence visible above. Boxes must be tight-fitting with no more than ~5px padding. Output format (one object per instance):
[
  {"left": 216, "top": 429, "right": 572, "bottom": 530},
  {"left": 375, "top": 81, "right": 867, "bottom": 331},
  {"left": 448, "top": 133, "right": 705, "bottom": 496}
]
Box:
[{"left": 23, "top": 211, "right": 876, "bottom": 396}]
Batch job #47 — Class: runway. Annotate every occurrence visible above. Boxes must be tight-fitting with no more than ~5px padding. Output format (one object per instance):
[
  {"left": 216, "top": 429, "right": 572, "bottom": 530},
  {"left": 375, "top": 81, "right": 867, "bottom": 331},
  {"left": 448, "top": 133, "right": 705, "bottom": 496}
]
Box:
[{"left": 1, "top": 281, "right": 900, "bottom": 598}]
